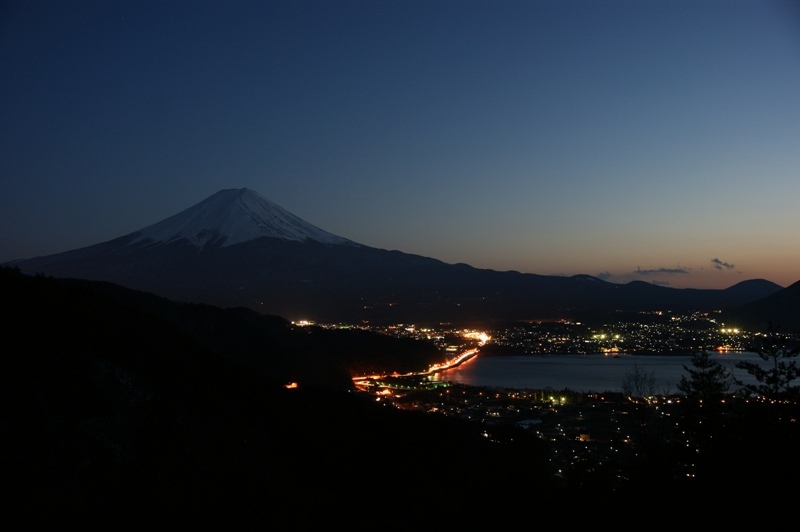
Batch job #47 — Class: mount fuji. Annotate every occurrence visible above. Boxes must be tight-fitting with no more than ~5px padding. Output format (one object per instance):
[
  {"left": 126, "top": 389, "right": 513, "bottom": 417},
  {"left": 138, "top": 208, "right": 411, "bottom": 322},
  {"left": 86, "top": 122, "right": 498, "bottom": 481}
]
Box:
[
  {"left": 129, "top": 188, "right": 357, "bottom": 249},
  {"left": 8, "top": 188, "right": 783, "bottom": 325}
]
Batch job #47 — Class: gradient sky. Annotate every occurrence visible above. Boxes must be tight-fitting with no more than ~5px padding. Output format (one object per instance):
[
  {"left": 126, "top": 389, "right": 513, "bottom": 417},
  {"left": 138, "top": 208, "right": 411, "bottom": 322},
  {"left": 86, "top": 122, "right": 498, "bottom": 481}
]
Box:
[{"left": 2, "top": 0, "right": 799, "bottom": 290}]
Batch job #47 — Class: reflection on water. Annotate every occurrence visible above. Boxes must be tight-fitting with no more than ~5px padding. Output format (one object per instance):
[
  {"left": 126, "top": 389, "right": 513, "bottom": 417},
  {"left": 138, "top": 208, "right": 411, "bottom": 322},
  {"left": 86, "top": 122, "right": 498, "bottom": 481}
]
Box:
[{"left": 431, "top": 351, "right": 767, "bottom": 393}]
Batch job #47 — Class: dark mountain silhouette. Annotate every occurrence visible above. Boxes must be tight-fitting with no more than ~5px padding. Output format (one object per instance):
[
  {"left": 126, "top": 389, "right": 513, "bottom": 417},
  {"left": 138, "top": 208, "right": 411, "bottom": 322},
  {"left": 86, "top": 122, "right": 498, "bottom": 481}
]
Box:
[
  {"left": 722, "top": 280, "right": 800, "bottom": 334},
  {"left": 1, "top": 267, "right": 444, "bottom": 389},
  {"left": 8, "top": 188, "right": 786, "bottom": 325}
]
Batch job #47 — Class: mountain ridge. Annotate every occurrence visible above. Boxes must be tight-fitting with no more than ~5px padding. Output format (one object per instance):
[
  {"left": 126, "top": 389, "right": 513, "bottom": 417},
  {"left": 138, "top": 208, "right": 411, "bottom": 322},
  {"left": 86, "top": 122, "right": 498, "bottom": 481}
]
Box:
[{"left": 7, "top": 188, "right": 791, "bottom": 327}]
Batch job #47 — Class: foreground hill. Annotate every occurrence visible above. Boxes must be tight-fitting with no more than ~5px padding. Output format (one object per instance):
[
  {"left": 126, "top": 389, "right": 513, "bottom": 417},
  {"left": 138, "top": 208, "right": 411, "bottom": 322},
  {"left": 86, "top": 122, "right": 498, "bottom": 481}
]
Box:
[
  {"left": 2, "top": 267, "right": 447, "bottom": 389},
  {"left": 8, "top": 188, "right": 784, "bottom": 325},
  {"left": 1, "top": 267, "right": 561, "bottom": 527}
]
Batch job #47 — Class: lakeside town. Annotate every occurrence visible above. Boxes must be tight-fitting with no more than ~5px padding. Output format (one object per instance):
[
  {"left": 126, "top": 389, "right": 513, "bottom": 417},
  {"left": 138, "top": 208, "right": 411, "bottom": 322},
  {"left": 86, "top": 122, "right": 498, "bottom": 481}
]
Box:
[
  {"left": 300, "top": 309, "right": 800, "bottom": 493},
  {"left": 307, "top": 308, "right": 783, "bottom": 357}
]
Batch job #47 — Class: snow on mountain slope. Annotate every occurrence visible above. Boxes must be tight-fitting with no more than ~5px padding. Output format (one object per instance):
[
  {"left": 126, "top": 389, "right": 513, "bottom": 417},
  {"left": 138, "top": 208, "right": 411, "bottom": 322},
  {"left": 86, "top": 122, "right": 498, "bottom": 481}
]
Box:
[{"left": 132, "top": 188, "right": 357, "bottom": 248}]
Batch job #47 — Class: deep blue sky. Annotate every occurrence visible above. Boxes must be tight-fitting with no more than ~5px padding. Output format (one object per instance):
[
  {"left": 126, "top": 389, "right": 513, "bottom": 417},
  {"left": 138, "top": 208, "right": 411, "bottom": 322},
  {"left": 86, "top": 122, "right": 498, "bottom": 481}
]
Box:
[{"left": 2, "top": 0, "right": 799, "bottom": 289}]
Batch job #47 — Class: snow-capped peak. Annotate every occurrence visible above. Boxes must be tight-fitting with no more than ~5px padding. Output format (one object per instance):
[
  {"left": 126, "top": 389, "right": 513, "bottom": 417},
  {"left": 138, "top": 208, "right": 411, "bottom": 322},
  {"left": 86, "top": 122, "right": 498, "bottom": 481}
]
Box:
[{"left": 132, "top": 188, "right": 357, "bottom": 248}]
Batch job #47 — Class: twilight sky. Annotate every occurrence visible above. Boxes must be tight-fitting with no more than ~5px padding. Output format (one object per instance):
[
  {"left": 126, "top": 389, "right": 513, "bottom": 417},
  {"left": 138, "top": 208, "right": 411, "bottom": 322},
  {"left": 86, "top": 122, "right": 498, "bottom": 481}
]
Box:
[{"left": 2, "top": 0, "right": 799, "bottom": 290}]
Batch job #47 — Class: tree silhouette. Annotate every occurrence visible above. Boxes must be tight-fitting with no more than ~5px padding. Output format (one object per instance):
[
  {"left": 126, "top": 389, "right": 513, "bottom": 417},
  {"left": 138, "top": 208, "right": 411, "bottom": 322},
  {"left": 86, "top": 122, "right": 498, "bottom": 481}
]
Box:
[
  {"left": 621, "top": 365, "right": 657, "bottom": 442},
  {"left": 619, "top": 364, "right": 681, "bottom": 489},
  {"left": 677, "top": 350, "right": 732, "bottom": 401},
  {"left": 735, "top": 323, "right": 800, "bottom": 400},
  {"left": 675, "top": 350, "right": 734, "bottom": 473},
  {"left": 621, "top": 364, "right": 657, "bottom": 401}
]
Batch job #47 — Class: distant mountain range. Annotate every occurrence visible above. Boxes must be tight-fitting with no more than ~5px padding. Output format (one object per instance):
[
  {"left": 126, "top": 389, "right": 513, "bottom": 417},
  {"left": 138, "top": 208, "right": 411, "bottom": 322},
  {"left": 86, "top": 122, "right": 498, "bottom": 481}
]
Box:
[{"left": 7, "top": 188, "right": 796, "bottom": 331}]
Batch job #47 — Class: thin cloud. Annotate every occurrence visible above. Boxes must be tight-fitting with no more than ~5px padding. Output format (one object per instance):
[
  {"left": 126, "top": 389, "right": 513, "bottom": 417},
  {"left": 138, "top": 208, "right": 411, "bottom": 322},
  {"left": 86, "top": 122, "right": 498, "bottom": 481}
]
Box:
[
  {"left": 596, "top": 271, "right": 613, "bottom": 281},
  {"left": 634, "top": 266, "right": 690, "bottom": 275},
  {"left": 711, "top": 258, "right": 735, "bottom": 270}
]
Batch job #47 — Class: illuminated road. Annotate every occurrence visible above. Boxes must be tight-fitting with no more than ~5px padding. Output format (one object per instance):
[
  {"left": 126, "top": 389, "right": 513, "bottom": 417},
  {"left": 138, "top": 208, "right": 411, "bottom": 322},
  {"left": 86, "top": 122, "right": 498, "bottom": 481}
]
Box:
[
  {"left": 424, "top": 348, "right": 479, "bottom": 374},
  {"left": 352, "top": 348, "right": 479, "bottom": 390}
]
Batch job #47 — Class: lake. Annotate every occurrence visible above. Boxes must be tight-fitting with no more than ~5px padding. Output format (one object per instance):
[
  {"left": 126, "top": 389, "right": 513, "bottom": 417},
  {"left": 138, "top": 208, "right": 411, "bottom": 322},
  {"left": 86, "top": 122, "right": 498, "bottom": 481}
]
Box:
[{"left": 429, "top": 351, "right": 767, "bottom": 393}]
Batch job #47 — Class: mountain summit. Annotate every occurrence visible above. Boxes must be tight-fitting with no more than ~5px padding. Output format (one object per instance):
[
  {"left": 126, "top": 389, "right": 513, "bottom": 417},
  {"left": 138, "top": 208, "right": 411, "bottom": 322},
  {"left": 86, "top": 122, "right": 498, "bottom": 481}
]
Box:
[{"left": 132, "top": 188, "right": 356, "bottom": 248}]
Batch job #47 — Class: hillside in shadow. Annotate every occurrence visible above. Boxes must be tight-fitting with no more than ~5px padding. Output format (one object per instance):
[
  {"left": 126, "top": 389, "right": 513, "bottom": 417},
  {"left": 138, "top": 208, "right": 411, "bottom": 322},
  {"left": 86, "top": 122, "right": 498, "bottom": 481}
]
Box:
[{"left": 1, "top": 267, "right": 558, "bottom": 528}]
